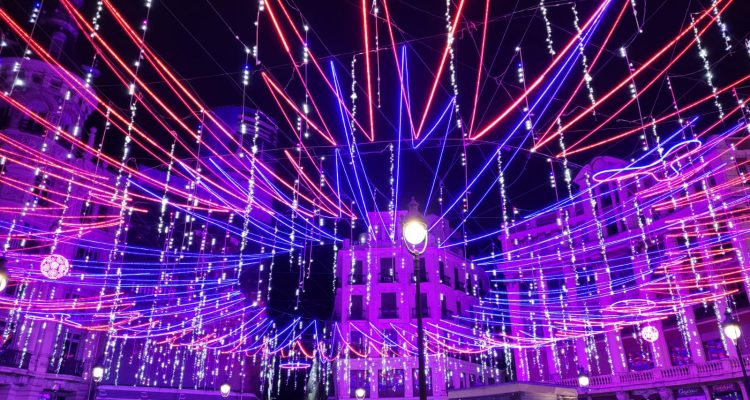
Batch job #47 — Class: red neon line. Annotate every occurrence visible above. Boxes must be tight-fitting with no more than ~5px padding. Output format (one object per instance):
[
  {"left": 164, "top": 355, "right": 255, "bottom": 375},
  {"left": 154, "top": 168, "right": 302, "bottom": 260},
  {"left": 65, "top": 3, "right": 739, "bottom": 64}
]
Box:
[
  {"left": 562, "top": 74, "right": 750, "bottom": 156},
  {"left": 552, "top": 0, "right": 730, "bottom": 150},
  {"left": 381, "top": 0, "right": 415, "bottom": 136},
  {"left": 469, "top": 0, "right": 607, "bottom": 141},
  {"left": 261, "top": 73, "right": 337, "bottom": 146},
  {"left": 69, "top": 1, "right": 332, "bottom": 216},
  {"left": 531, "top": 0, "right": 630, "bottom": 150},
  {"left": 361, "top": 0, "right": 376, "bottom": 142},
  {"left": 468, "top": 0, "right": 491, "bottom": 136},
  {"left": 265, "top": 0, "right": 373, "bottom": 141},
  {"left": 415, "top": 0, "right": 466, "bottom": 139}
]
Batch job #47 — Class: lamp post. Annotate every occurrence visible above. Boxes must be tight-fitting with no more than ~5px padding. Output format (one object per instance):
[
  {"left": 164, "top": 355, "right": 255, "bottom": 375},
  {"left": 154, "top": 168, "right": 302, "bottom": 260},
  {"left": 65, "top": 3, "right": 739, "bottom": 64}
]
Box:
[
  {"left": 722, "top": 312, "right": 750, "bottom": 397},
  {"left": 88, "top": 365, "right": 104, "bottom": 400},
  {"left": 355, "top": 387, "right": 366, "bottom": 399},
  {"left": 402, "top": 198, "right": 428, "bottom": 400}
]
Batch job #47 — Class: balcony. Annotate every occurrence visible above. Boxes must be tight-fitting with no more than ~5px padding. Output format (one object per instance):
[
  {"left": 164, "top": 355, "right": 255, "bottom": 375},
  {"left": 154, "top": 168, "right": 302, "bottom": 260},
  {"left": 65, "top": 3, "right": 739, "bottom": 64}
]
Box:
[
  {"left": 554, "top": 357, "right": 750, "bottom": 393},
  {"left": 349, "top": 274, "right": 367, "bottom": 285},
  {"left": 0, "top": 349, "right": 30, "bottom": 369},
  {"left": 411, "top": 273, "right": 428, "bottom": 283},
  {"left": 380, "top": 308, "right": 399, "bottom": 319},
  {"left": 379, "top": 273, "right": 398, "bottom": 283},
  {"left": 455, "top": 280, "right": 465, "bottom": 291},
  {"left": 440, "top": 275, "right": 451, "bottom": 286},
  {"left": 411, "top": 307, "right": 430, "bottom": 318},
  {"left": 441, "top": 309, "right": 454, "bottom": 320},
  {"left": 48, "top": 358, "right": 84, "bottom": 377}
]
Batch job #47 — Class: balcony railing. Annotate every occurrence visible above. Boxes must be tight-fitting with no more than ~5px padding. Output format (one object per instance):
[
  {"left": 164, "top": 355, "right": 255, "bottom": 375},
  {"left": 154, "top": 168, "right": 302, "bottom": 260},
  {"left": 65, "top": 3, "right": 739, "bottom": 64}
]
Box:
[
  {"left": 411, "top": 273, "right": 428, "bottom": 283},
  {"left": 379, "top": 273, "right": 397, "bottom": 283},
  {"left": 380, "top": 308, "right": 398, "bottom": 319},
  {"left": 48, "top": 358, "right": 84, "bottom": 376},
  {"left": 554, "top": 357, "right": 750, "bottom": 392},
  {"left": 455, "top": 281, "right": 465, "bottom": 291},
  {"left": 440, "top": 275, "right": 451, "bottom": 286},
  {"left": 441, "top": 309, "right": 454, "bottom": 320},
  {"left": 349, "top": 274, "right": 367, "bottom": 285},
  {"left": 0, "top": 349, "right": 30, "bottom": 369},
  {"left": 412, "top": 307, "right": 430, "bottom": 318}
]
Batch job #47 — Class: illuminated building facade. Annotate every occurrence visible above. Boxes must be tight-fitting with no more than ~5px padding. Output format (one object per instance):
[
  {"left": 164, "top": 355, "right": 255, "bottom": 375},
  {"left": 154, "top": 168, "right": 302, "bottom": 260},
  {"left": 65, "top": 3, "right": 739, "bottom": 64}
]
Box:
[
  {"left": 334, "top": 210, "right": 503, "bottom": 399},
  {"left": 499, "top": 136, "right": 750, "bottom": 400}
]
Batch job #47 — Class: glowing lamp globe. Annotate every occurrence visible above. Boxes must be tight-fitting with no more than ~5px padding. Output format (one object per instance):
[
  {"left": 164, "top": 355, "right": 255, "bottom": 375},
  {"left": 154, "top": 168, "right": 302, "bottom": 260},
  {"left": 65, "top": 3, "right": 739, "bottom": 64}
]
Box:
[
  {"left": 91, "top": 365, "right": 104, "bottom": 383},
  {"left": 723, "top": 314, "right": 742, "bottom": 341},
  {"left": 355, "top": 387, "right": 366, "bottom": 399},
  {"left": 220, "top": 383, "right": 231, "bottom": 398},
  {"left": 0, "top": 270, "right": 8, "bottom": 293},
  {"left": 578, "top": 371, "right": 590, "bottom": 387},
  {"left": 402, "top": 218, "right": 427, "bottom": 246},
  {"left": 640, "top": 325, "right": 659, "bottom": 343},
  {"left": 40, "top": 255, "right": 70, "bottom": 280}
]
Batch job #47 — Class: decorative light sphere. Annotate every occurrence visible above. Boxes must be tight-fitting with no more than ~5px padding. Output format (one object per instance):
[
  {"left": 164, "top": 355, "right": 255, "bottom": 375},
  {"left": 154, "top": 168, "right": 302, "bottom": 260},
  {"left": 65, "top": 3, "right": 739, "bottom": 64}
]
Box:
[
  {"left": 220, "top": 383, "right": 231, "bottom": 398},
  {"left": 91, "top": 365, "right": 104, "bottom": 382},
  {"left": 355, "top": 387, "right": 367, "bottom": 399},
  {"left": 640, "top": 325, "right": 659, "bottom": 343},
  {"left": 402, "top": 218, "right": 427, "bottom": 246},
  {"left": 723, "top": 316, "right": 742, "bottom": 341},
  {"left": 40, "top": 254, "right": 70, "bottom": 280}
]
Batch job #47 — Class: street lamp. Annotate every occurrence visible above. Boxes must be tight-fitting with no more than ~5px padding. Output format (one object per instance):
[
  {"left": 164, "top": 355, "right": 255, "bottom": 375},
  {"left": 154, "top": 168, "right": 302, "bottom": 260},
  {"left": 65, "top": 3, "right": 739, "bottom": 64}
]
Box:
[
  {"left": 402, "top": 198, "right": 428, "bottom": 400},
  {"left": 91, "top": 365, "right": 104, "bottom": 383},
  {"left": 355, "top": 387, "right": 366, "bottom": 399},
  {"left": 577, "top": 369, "right": 590, "bottom": 388},
  {"left": 723, "top": 311, "right": 750, "bottom": 396},
  {"left": 89, "top": 365, "right": 104, "bottom": 400},
  {"left": 220, "top": 382, "right": 231, "bottom": 398},
  {"left": 0, "top": 268, "right": 8, "bottom": 293}
]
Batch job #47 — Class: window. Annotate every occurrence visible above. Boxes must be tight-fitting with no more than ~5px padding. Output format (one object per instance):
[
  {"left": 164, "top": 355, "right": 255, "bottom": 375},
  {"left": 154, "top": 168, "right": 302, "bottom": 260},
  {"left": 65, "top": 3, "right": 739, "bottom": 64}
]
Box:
[
  {"left": 349, "top": 370, "right": 370, "bottom": 398},
  {"left": 62, "top": 332, "right": 81, "bottom": 360},
  {"left": 351, "top": 260, "right": 365, "bottom": 284},
  {"left": 350, "top": 295, "right": 365, "bottom": 320},
  {"left": 350, "top": 331, "right": 365, "bottom": 357},
  {"left": 454, "top": 268, "right": 463, "bottom": 290},
  {"left": 383, "top": 329, "right": 399, "bottom": 356},
  {"left": 411, "top": 368, "right": 433, "bottom": 396},
  {"left": 378, "top": 369, "right": 405, "bottom": 398},
  {"left": 380, "top": 257, "right": 396, "bottom": 282},
  {"left": 606, "top": 221, "right": 619, "bottom": 236},
  {"left": 456, "top": 301, "right": 462, "bottom": 317},
  {"left": 380, "top": 293, "right": 398, "bottom": 319}
]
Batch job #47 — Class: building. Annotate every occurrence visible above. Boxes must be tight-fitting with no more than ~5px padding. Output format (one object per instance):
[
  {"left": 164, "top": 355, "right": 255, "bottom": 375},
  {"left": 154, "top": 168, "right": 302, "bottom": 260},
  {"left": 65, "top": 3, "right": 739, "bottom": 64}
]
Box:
[
  {"left": 498, "top": 135, "right": 750, "bottom": 400},
  {"left": 0, "top": 1, "right": 114, "bottom": 398},
  {"left": 0, "top": 2, "right": 272, "bottom": 399},
  {"left": 333, "top": 204, "right": 503, "bottom": 399}
]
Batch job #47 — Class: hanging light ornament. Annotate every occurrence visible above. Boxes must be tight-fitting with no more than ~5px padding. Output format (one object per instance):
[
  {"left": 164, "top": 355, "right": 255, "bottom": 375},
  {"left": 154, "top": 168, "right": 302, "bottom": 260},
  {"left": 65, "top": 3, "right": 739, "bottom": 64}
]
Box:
[
  {"left": 640, "top": 325, "right": 660, "bottom": 343},
  {"left": 40, "top": 254, "right": 70, "bottom": 280}
]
